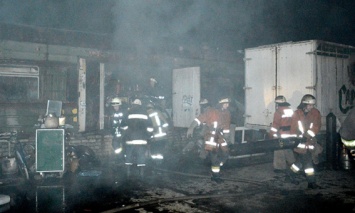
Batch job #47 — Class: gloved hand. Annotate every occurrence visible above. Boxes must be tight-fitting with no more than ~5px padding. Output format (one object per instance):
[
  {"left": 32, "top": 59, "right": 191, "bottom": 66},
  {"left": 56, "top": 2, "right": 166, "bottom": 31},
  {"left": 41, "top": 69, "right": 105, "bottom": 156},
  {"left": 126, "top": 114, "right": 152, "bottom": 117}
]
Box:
[{"left": 187, "top": 127, "right": 194, "bottom": 138}]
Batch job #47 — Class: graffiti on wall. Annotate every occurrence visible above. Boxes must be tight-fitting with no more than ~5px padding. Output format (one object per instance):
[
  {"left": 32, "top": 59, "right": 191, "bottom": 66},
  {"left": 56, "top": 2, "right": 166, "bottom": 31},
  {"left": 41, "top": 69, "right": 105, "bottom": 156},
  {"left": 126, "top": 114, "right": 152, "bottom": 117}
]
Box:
[
  {"left": 339, "top": 84, "right": 355, "bottom": 114},
  {"left": 182, "top": 95, "right": 193, "bottom": 112}
]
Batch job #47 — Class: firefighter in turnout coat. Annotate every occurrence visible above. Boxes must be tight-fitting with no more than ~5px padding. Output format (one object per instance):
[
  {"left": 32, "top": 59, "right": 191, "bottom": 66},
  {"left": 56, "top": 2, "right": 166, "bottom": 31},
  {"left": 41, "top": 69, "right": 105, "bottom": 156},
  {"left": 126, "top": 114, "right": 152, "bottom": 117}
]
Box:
[
  {"left": 146, "top": 102, "right": 169, "bottom": 161},
  {"left": 289, "top": 94, "right": 322, "bottom": 189},
  {"left": 121, "top": 99, "right": 154, "bottom": 178},
  {"left": 109, "top": 97, "right": 126, "bottom": 155},
  {"left": 187, "top": 98, "right": 231, "bottom": 183},
  {"left": 339, "top": 107, "right": 355, "bottom": 156},
  {"left": 269, "top": 95, "right": 295, "bottom": 173}
]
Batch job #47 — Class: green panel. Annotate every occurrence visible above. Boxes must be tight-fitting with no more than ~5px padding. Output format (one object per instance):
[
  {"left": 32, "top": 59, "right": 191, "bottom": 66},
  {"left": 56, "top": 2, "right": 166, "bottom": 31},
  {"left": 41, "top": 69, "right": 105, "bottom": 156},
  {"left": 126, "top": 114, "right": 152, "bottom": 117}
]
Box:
[{"left": 36, "top": 129, "right": 64, "bottom": 172}]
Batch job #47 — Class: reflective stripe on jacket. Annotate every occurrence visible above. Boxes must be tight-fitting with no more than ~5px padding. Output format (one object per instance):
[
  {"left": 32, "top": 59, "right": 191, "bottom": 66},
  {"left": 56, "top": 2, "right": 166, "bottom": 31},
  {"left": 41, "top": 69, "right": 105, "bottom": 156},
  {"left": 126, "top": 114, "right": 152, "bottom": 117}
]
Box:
[
  {"left": 122, "top": 106, "right": 153, "bottom": 144},
  {"left": 195, "top": 107, "right": 231, "bottom": 151}
]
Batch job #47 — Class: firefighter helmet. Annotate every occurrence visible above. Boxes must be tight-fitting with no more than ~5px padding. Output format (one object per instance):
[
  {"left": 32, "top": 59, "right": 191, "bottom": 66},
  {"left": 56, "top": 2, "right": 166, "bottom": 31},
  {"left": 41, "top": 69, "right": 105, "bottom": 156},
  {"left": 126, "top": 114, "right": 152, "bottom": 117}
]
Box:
[
  {"left": 146, "top": 102, "right": 154, "bottom": 108},
  {"left": 132, "top": 99, "right": 142, "bottom": 105},
  {"left": 199, "top": 99, "right": 209, "bottom": 105},
  {"left": 301, "top": 94, "right": 316, "bottom": 105},
  {"left": 275, "top": 95, "right": 286, "bottom": 103},
  {"left": 150, "top": 77, "right": 157, "bottom": 84},
  {"left": 219, "top": 98, "right": 231, "bottom": 104},
  {"left": 111, "top": 97, "right": 122, "bottom": 106}
]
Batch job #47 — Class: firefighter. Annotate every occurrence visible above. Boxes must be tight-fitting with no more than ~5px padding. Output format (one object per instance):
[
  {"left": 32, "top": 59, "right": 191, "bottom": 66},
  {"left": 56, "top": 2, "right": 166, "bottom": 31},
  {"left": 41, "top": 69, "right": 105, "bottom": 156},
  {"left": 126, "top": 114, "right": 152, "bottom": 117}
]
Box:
[
  {"left": 339, "top": 108, "right": 355, "bottom": 156},
  {"left": 269, "top": 95, "right": 295, "bottom": 173},
  {"left": 147, "top": 102, "right": 169, "bottom": 139},
  {"left": 182, "top": 98, "right": 210, "bottom": 158},
  {"left": 142, "top": 77, "right": 159, "bottom": 100},
  {"left": 121, "top": 99, "right": 154, "bottom": 179},
  {"left": 147, "top": 77, "right": 159, "bottom": 97},
  {"left": 288, "top": 94, "right": 322, "bottom": 189},
  {"left": 187, "top": 98, "right": 231, "bottom": 183},
  {"left": 109, "top": 97, "right": 126, "bottom": 155},
  {"left": 144, "top": 77, "right": 166, "bottom": 109},
  {"left": 105, "top": 79, "right": 123, "bottom": 108},
  {"left": 146, "top": 102, "right": 169, "bottom": 162}
]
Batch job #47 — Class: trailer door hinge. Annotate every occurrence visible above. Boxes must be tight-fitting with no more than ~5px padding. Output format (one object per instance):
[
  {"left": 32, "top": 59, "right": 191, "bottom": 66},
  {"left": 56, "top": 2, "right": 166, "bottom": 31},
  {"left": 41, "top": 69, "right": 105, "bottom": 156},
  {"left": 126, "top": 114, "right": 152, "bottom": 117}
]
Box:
[
  {"left": 243, "top": 57, "right": 251, "bottom": 61},
  {"left": 243, "top": 86, "right": 252, "bottom": 90},
  {"left": 305, "top": 86, "right": 315, "bottom": 90}
]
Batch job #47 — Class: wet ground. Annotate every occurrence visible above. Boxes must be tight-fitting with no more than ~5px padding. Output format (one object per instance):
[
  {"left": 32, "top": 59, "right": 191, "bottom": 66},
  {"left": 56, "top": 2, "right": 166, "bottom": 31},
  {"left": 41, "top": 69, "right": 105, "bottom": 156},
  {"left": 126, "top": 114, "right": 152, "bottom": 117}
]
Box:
[{"left": 1, "top": 153, "right": 355, "bottom": 213}]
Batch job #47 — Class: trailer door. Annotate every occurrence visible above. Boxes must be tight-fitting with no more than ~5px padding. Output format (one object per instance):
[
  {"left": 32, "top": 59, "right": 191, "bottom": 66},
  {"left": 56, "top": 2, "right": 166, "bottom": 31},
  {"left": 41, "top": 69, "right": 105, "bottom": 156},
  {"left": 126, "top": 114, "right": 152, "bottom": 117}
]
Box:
[
  {"left": 277, "top": 41, "right": 315, "bottom": 109},
  {"left": 244, "top": 47, "right": 276, "bottom": 127},
  {"left": 172, "top": 67, "right": 200, "bottom": 128}
]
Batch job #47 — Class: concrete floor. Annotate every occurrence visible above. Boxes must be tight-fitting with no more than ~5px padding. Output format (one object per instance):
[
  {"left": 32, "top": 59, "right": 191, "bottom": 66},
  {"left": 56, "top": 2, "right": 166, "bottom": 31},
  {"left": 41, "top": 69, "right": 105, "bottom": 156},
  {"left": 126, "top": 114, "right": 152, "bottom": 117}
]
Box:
[{"left": 0, "top": 153, "right": 355, "bottom": 213}]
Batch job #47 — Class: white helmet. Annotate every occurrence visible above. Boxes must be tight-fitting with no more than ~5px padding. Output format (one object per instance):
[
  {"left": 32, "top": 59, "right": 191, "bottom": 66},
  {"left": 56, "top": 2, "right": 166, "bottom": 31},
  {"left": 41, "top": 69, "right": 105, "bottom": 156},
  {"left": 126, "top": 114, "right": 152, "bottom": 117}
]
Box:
[
  {"left": 111, "top": 97, "right": 122, "bottom": 106},
  {"left": 199, "top": 99, "right": 209, "bottom": 105},
  {"left": 219, "top": 98, "right": 231, "bottom": 104},
  {"left": 132, "top": 99, "right": 142, "bottom": 105},
  {"left": 275, "top": 95, "right": 286, "bottom": 103},
  {"left": 150, "top": 77, "right": 157, "bottom": 83},
  {"left": 301, "top": 94, "right": 316, "bottom": 105}
]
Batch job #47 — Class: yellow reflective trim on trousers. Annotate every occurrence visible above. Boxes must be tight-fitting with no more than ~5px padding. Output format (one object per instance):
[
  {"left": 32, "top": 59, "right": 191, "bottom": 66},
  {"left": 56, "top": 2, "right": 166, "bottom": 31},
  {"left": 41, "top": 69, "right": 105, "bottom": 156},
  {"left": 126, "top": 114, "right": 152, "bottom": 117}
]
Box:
[
  {"left": 211, "top": 166, "right": 220, "bottom": 173},
  {"left": 305, "top": 168, "right": 314, "bottom": 176}
]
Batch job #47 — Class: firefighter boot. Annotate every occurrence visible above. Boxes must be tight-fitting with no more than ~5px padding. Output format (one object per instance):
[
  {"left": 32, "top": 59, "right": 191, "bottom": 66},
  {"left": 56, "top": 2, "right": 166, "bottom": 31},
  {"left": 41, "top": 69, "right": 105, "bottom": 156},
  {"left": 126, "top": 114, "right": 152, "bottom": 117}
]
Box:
[{"left": 211, "top": 172, "right": 223, "bottom": 184}]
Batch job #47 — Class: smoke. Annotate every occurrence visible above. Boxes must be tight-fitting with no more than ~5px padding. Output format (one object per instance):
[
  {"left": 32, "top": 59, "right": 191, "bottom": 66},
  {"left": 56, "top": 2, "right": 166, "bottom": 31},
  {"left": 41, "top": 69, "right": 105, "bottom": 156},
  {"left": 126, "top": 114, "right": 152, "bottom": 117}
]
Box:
[
  {"left": 0, "top": 0, "right": 353, "bottom": 50},
  {"left": 111, "top": 0, "right": 257, "bottom": 53},
  {"left": 0, "top": 0, "right": 113, "bottom": 33}
]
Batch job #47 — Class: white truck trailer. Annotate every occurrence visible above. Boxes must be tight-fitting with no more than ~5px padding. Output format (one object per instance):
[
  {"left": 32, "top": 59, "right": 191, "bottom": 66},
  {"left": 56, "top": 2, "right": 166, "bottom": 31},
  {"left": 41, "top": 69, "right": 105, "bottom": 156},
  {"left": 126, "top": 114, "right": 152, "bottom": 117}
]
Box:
[
  {"left": 235, "top": 40, "right": 355, "bottom": 165},
  {"left": 242, "top": 40, "right": 355, "bottom": 136}
]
